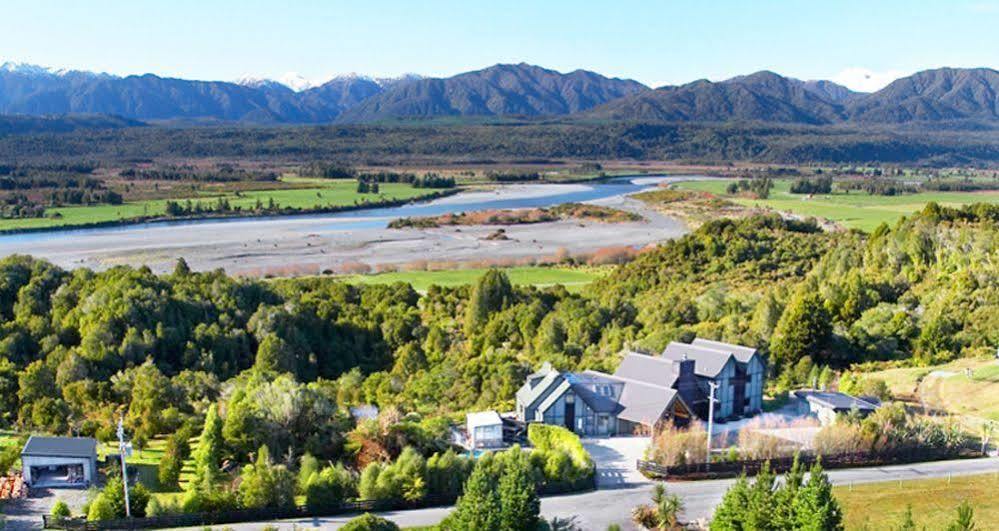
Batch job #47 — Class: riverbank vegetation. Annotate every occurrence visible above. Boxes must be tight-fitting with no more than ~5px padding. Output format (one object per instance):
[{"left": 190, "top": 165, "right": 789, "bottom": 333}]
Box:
[{"left": 387, "top": 203, "right": 642, "bottom": 229}]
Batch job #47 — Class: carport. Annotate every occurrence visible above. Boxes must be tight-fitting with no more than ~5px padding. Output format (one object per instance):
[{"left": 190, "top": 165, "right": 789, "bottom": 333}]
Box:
[{"left": 21, "top": 436, "right": 98, "bottom": 488}]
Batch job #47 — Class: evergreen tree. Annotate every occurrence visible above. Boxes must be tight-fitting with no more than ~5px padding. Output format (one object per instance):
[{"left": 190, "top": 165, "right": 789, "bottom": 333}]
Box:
[
  {"left": 792, "top": 461, "right": 843, "bottom": 531},
  {"left": 896, "top": 504, "right": 917, "bottom": 531},
  {"left": 772, "top": 454, "right": 805, "bottom": 529},
  {"left": 710, "top": 474, "right": 750, "bottom": 530},
  {"left": 497, "top": 449, "right": 540, "bottom": 531},
  {"left": 770, "top": 281, "right": 832, "bottom": 370},
  {"left": 221, "top": 388, "right": 257, "bottom": 460},
  {"left": 464, "top": 269, "right": 513, "bottom": 334},
  {"left": 173, "top": 257, "right": 191, "bottom": 277},
  {"left": 126, "top": 360, "right": 170, "bottom": 443},
  {"left": 744, "top": 461, "right": 776, "bottom": 530},
  {"left": 298, "top": 452, "right": 320, "bottom": 494},
  {"left": 947, "top": 501, "right": 975, "bottom": 531},
  {"left": 238, "top": 445, "right": 296, "bottom": 510},
  {"left": 254, "top": 334, "right": 296, "bottom": 375},
  {"left": 192, "top": 403, "right": 224, "bottom": 488},
  {"left": 157, "top": 430, "right": 189, "bottom": 489},
  {"left": 445, "top": 460, "right": 502, "bottom": 530}
]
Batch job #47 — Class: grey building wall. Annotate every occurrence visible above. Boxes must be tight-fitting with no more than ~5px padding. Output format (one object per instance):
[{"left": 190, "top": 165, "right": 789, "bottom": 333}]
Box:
[{"left": 538, "top": 390, "right": 615, "bottom": 436}]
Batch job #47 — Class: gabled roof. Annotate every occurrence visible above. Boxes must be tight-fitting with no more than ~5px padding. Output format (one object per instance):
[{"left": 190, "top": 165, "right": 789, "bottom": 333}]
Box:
[
  {"left": 661, "top": 342, "right": 735, "bottom": 378},
  {"left": 691, "top": 338, "right": 760, "bottom": 364},
  {"left": 564, "top": 373, "right": 623, "bottom": 414},
  {"left": 467, "top": 410, "right": 503, "bottom": 429},
  {"left": 535, "top": 372, "right": 622, "bottom": 415},
  {"left": 584, "top": 370, "right": 682, "bottom": 426},
  {"left": 516, "top": 366, "right": 562, "bottom": 410},
  {"left": 613, "top": 351, "right": 679, "bottom": 388},
  {"left": 21, "top": 436, "right": 97, "bottom": 458},
  {"left": 615, "top": 378, "right": 679, "bottom": 426}
]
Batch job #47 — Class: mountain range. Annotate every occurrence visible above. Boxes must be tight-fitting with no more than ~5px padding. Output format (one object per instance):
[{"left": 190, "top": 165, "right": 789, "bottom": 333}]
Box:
[{"left": 0, "top": 61, "right": 996, "bottom": 126}]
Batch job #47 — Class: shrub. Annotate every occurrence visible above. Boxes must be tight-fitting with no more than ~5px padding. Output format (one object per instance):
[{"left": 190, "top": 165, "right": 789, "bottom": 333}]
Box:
[
  {"left": 50, "top": 499, "right": 71, "bottom": 518},
  {"left": 648, "top": 423, "right": 707, "bottom": 466},
  {"left": 304, "top": 463, "right": 356, "bottom": 512},
  {"left": 340, "top": 512, "right": 400, "bottom": 531}
]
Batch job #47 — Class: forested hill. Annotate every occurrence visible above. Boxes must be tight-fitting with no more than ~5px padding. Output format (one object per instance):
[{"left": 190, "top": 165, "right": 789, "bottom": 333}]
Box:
[
  {"left": 0, "top": 203, "right": 995, "bottom": 443},
  {"left": 0, "top": 114, "right": 141, "bottom": 136},
  {"left": 1, "top": 62, "right": 996, "bottom": 126},
  {"left": 1, "top": 121, "right": 996, "bottom": 166},
  {"left": 336, "top": 63, "right": 649, "bottom": 122},
  {"left": 583, "top": 67, "right": 999, "bottom": 125}
]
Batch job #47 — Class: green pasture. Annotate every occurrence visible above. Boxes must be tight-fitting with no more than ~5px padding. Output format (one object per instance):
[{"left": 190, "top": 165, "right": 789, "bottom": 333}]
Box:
[
  {"left": 340, "top": 266, "right": 608, "bottom": 292},
  {"left": 0, "top": 180, "right": 440, "bottom": 231},
  {"left": 674, "top": 179, "right": 999, "bottom": 231}
]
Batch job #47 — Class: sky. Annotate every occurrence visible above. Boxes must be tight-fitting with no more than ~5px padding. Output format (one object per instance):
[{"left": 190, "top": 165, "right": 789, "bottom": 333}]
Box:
[{"left": 1, "top": 0, "right": 997, "bottom": 92}]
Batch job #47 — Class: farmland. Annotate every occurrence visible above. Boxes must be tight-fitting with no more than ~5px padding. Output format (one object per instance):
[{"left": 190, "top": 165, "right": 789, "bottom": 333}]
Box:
[
  {"left": 674, "top": 179, "right": 999, "bottom": 231},
  {"left": 834, "top": 473, "right": 999, "bottom": 530},
  {"left": 339, "top": 266, "right": 608, "bottom": 292},
  {"left": 0, "top": 179, "right": 442, "bottom": 232}
]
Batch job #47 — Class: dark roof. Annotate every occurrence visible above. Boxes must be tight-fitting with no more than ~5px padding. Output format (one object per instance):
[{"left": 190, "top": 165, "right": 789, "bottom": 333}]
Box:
[
  {"left": 21, "top": 436, "right": 97, "bottom": 458},
  {"left": 691, "top": 338, "right": 760, "bottom": 364},
  {"left": 661, "top": 342, "right": 735, "bottom": 378},
  {"left": 613, "top": 352, "right": 679, "bottom": 388},
  {"left": 796, "top": 391, "right": 880, "bottom": 412},
  {"left": 584, "top": 370, "right": 680, "bottom": 426},
  {"left": 564, "top": 372, "right": 623, "bottom": 414}
]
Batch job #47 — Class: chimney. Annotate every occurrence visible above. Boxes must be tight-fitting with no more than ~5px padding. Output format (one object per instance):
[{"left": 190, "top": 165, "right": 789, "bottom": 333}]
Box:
[{"left": 674, "top": 358, "right": 695, "bottom": 378}]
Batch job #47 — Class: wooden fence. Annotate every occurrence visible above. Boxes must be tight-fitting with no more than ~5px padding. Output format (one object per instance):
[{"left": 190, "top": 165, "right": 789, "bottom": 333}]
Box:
[{"left": 637, "top": 447, "right": 976, "bottom": 480}]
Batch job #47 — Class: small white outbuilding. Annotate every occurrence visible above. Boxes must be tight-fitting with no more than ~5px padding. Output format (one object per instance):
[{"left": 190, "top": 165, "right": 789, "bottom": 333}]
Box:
[
  {"left": 21, "top": 436, "right": 98, "bottom": 488},
  {"left": 466, "top": 411, "right": 504, "bottom": 449}
]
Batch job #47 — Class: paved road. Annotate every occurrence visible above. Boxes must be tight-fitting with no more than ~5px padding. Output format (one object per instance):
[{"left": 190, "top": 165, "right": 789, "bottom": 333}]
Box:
[{"left": 173, "top": 457, "right": 999, "bottom": 531}]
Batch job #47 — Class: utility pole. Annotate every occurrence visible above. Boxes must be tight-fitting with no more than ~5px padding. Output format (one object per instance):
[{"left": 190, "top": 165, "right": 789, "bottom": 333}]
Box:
[
  {"left": 116, "top": 416, "right": 131, "bottom": 518},
  {"left": 705, "top": 382, "right": 718, "bottom": 472}
]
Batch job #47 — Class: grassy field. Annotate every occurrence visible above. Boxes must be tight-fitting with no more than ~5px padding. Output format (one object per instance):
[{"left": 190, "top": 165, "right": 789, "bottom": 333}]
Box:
[
  {"left": 96, "top": 436, "right": 198, "bottom": 493},
  {"left": 339, "top": 266, "right": 609, "bottom": 292},
  {"left": 0, "top": 179, "right": 441, "bottom": 231},
  {"left": 674, "top": 179, "right": 999, "bottom": 231},
  {"left": 835, "top": 473, "right": 999, "bottom": 530},
  {"left": 864, "top": 358, "right": 999, "bottom": 423}
]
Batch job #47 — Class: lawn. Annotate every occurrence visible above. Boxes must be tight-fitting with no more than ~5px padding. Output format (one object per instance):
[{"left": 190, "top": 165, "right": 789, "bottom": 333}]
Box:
[
  {"left": 835, "top": 473, "right": 999, "bottom": 530},
  {"left": 339, "top": 266, "right": 609, "bottom": 292},
  {"left": 674, "top": 179, "right": 999, "bottom": 231},
  {"left": 0, "top": 179, "right": 441, "bottom": 232},
  {"left": 98, "top": 436, "right": 199, "bottom": 493}
]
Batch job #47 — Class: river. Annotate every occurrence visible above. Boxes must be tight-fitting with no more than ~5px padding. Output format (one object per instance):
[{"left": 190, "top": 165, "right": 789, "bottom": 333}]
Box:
[{"left": 6, "top": 176, "right": 702, "bottom": 274}]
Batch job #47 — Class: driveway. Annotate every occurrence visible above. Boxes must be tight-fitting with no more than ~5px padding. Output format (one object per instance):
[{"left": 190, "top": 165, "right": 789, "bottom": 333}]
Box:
[
  {"left": 3, "top": 486, "right": 90, "bottom": 531},
  {"left": 582, "top": 436, "right": 652, "bottom": 488}
]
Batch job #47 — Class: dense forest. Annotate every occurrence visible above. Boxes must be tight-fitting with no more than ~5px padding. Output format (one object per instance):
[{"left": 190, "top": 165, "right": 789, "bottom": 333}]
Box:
[
  {"left": 0, "top": 203, "right": 994, "bottom": 450},
  {"left": 0, "top": 122, "right": 997, "bottom": 167}
]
